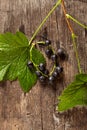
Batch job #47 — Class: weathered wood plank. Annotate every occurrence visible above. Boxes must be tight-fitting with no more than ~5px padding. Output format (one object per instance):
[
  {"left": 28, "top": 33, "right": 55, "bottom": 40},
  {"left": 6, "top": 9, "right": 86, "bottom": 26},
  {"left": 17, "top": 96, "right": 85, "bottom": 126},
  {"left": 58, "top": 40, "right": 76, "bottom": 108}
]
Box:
[{"left": 0, "top": 0, "right": 87, "bottom": 130}]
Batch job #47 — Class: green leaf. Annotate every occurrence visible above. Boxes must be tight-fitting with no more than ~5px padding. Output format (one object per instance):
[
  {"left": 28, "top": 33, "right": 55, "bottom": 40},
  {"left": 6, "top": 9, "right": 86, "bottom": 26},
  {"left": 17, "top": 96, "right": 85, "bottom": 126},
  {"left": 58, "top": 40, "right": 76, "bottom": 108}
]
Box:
[
  {"left": 31, "top": 47, "right": 46, "bottom": 65},
  {"left": 58, "top": 74, "right": 87, "bottom": 111},
  {"left": 0, "top": 32, "right": 45, "bottom": 92},
  {"left": 0, "top": 65, "right": 10, "bottom": 80},
  {"left": 0, "top": 32, "right": 29, "bottom": 80},
  {"left": 18, "top": 67, "right": 37, "bottom": 92}
]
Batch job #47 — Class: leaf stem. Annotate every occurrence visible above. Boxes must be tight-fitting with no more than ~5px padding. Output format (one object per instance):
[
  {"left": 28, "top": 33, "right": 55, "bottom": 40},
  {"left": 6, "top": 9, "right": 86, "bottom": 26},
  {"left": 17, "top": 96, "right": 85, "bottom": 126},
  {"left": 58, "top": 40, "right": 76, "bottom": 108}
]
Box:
[
  {"left": 29, "top": 0, "right": 62, "bottom": 45},
  {"left": 66, "top": 14, "right": 87, "bottom": 29},
  {"left": 72, "top": 33, "right": 82, "bottom": 74}
]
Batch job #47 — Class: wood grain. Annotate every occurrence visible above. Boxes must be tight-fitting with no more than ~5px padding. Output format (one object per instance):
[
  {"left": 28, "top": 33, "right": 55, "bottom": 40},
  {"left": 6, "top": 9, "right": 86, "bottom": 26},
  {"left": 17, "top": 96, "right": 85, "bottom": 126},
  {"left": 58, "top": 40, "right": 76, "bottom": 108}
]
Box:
[{"left": 0, "top": 0, "right": 87, "bottom": 130}]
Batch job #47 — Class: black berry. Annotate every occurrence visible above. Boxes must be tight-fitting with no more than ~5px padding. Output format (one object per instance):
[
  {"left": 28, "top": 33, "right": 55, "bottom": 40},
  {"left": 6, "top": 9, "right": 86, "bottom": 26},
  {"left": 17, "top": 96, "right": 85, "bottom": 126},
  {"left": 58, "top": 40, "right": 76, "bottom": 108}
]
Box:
[
  {"left": 39, "top": 63, "right": 46, "bottom": 72},
  {"left": 57, "top": 48, "right": 67, "bottom": 61},
  {"left": 51, "top": 54, "right": 57, "bottom": 62},
  {"left": 55, "top": 66, "right": 63, "bottom": 74},
  {"left": 44, "top": 69, "right": 49, "bottom": 75},
  {"left": 52, "top": 70, "right": 58, "bottom": 78},
  {"left": 48, "top": 75, "right": 55, "bottom": 85},
  {"left": 27, "top": 61, "right": 34, "bottom": 69},
  {"left": 35, "top": 71, "right": 42, "bottom": 77},
  {"left": 45, "top": 39, "right": 51, "bottom": 46},
  {"left": 39, "top": 76, "right": 46, "bottom": 83},
  {"left": 45, "top": 48, "right": 53, "bottom": 58}
]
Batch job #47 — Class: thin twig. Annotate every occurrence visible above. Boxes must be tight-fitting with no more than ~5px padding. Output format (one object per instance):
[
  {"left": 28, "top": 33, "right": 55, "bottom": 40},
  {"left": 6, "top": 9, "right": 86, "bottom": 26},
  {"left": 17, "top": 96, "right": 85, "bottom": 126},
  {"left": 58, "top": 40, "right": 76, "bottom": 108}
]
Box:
[{"left": 61, "top": 0, "right": 74, "bottom": 34}]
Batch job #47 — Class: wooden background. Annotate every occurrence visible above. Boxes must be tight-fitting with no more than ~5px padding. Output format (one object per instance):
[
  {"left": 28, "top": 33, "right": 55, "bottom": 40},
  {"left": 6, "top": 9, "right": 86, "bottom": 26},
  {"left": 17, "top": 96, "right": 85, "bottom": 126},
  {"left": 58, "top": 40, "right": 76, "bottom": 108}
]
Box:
[{"left": 0, "top": 0, "right": 87, "bottom": 130}]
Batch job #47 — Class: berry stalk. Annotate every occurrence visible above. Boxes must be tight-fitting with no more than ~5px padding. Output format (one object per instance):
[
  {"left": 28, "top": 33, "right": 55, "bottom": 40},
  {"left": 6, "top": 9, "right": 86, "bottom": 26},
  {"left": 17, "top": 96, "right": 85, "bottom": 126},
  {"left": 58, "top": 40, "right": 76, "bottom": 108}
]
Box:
[
  {"left": 61, "top": 0, "right": 82, "bottom": 74},
  {"left": 29, "top": 0, "right": 62, "bottom": 45},
  {"left": 66, "top": 14, "right": 87, "bottom": 29},
  {"left": 37, "top": 41, "right": 45, "bottom": 44},
  {"left": 72, "top": 34, "right": 82, "bottom": 74},
  {"left": 30, "top": 42, "right": 48, "bottom": 77}
]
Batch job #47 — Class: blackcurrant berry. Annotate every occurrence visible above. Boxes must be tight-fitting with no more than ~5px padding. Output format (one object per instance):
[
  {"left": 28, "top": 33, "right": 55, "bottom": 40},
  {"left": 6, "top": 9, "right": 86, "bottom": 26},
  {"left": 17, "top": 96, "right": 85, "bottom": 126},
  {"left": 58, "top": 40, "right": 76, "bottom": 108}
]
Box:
[
  {"left": 44, "top": 69, "right": 49, "bottom": 75},
  {"left": 39, "top": 76, "right": 46, "bottom": 83},
  {"left": 35, "top": 71, "right": 42, "bottom": 77},
  {"left": 45, "top": 39, "right": 51, "bottom": 46},
  {"left": 48, "top": 75, "right": 55, "bottom": 85},
  {"left": 52, "top": 70, "right": 58, "bottom": 78},
  {"left": 57, "top": 48, "right": 67, "bottom": 61},
  {"left": 45, "top": 48, "right": 53, "bottom": 58},
  {"left": 55, "top": 66, "right": 63, "bottom": 74},
  {"left": 27, "top": 61, "right": 34, "bottom": 69},
  {"left": 39, "top": 63, "right": 46, "bottom": 72},
  {"left": 51, "top": 54, "right": 57, "bottom": 62}
]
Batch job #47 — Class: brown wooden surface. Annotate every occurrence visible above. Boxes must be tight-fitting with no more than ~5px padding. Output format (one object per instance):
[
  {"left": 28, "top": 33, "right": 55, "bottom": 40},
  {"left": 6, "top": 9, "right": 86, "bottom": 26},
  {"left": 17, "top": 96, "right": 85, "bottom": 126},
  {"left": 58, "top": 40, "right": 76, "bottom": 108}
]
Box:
[{"left": 0, "top": 0, "right": 87, "bottom": 130}]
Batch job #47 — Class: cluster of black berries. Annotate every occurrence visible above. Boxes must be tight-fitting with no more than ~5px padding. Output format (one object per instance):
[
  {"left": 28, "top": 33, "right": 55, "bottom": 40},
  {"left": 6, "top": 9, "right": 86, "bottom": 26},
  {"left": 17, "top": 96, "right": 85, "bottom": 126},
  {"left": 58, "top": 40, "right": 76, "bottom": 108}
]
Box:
[{"left": 27, "top": 38, "right": 68, "bottom": 86}]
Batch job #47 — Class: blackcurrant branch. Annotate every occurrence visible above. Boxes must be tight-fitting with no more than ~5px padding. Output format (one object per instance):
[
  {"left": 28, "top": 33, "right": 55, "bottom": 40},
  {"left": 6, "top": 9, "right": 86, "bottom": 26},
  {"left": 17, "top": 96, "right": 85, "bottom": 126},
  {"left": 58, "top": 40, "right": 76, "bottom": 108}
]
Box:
[{"left": 29, "top": 0, "right": 83, "bottom": 78}]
